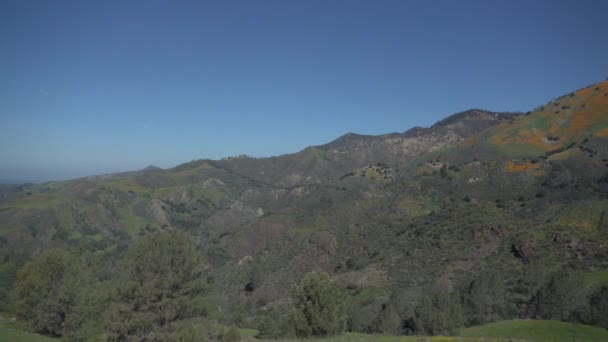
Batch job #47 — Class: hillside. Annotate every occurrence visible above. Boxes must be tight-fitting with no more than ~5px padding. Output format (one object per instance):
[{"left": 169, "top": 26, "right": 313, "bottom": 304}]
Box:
[
  {"left": 456, "top": 81, "right": 608, "bottom": 159},
  {"left": 0, "top": 81, "right": 607, "bottom": 339}
]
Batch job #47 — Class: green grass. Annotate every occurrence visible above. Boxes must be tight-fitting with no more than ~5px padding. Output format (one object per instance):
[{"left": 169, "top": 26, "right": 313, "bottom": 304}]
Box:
[
  {"left": 238, "top": 328, "right": 259, "bottom": 341},
  {"left": 553, "top": 200, "right": 608, "bottom": 231},
  {"left": 351, "top": 287, "right": 390, "bottom": 305},
  {"left": 272, "top": 333, "right": 486, "bottom": 341},
  {"left": 117, "top": 203, "right": 149, "bottom": 236},
  {"left": 304, "top": 147, "right": 330, "bottom": 159},
  {"left": 584, "top": 270, "right": 608, "bottom": 285},
  {"left": 103, "top": 178, "right": 149, "bottom": 194},
  {"left": 0, "top": 194, "right": 63, "bottom": 210},
  {"left": 0, "top": 322, "right": 58, "bottom": 342},
  {"left": 199, "top": 186, "right": 226, "bottom": 205},
  {"left": 461, "top": 319, "right": 608, "bottom": 341},
  {"left": 266, "top": 320, "right": 608, "bottom": 341}
]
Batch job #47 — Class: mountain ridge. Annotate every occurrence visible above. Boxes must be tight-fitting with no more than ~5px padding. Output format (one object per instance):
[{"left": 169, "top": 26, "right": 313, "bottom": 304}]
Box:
[{"left": 0, "top": 80, "right": 607, "bottom": 339}]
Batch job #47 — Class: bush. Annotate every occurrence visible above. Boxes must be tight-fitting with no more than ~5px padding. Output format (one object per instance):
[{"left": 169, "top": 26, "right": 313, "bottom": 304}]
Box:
[
  {"left": 289, "top": 271, "right": 347, "bottom": 337},
  {"left": 221, "top": 326, "right": 241, "bottom": 341},
  {"left": 256, "top": 306, "right": 294, "bottom": 339}
]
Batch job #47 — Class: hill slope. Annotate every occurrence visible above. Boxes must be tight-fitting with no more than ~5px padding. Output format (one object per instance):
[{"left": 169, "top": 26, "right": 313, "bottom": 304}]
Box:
[{"left": 0, "top": 81, "right": 607, "bottom": 338}]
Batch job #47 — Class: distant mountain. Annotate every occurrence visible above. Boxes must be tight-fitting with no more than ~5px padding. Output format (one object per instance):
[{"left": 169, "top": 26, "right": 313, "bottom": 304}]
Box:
[
  {"left": 317, "top": 109, "right": 519, "bottom": 157},
  {"left": 206, "top": 108, "right": 520, "bottom": 188},
  {"left": 140, "top": 165, "right": 162, "bottom": 172},
  {"left": 1, "top": 80, "right": 607, "bottom": 336}
]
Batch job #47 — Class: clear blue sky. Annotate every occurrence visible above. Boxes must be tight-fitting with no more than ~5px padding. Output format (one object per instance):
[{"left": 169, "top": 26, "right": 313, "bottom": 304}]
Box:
[{"left": 1, "top": 0, "right": 607, "bottom": 183}]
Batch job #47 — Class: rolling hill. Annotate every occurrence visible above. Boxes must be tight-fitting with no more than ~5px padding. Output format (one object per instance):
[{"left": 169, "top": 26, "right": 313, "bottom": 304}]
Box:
[{"left": 0, "top": 81, "right": 607, "bottom": 339}]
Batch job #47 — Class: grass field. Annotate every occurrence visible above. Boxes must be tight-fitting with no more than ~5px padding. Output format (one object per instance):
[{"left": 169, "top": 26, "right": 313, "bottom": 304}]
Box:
[
  {"left": 291, "top": 334, "right": 475, "bottom": 341},
  {"left": 584, "top": 270, "right": 608, "bottom": 285},
  {"left": 2, "top": 320, "right": 606, "bottom": 342},
  {"left": 460, "top": 319, "right": 608, "bottom": 341},
  {"left": 0, "top": 322, "right": 58, "bottom": 342},
  {"left": 270, "top": 320, "right": 608, "bottom": 341}
]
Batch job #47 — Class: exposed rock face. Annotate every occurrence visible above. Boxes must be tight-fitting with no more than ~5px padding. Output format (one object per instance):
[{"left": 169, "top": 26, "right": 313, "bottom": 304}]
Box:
[
  {"left": 162, "top": 189, "right": 191, "bottom": 204},
  {"left": 511, "top": 241, "right": 533, "bottom": 263},
  {"left": 318, "top": 109, "right": 518, "bottom": 157},
  {"left": 384, "top": 130, "right": 463, "bottom": 157},
  {"left": 133, "top": 199, "right": 171, "bottom": 226},
  {"left": 206, "top": 200, "right": 260, "bottom": 229}
]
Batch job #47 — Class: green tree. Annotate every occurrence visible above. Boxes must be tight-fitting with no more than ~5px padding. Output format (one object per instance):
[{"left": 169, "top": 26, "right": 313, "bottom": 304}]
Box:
[
  {"left": 535, "top": 270, "right": 586, "bottom": 321},
  {"left": 256, "top": 307, "right": 290, "bottom": 339},
  {"left": 0, "top": 260, "right": 17, "bottom": 311},
  {"left": 370, "top": 303, "right": 402, "bottom": 334},
  {"left": 104, "top": 231, "right": 213, "bottom": 341},
  {"left": 512, "top": 261, "right": 548, "bottom": 317},
  {"left": 587, "top": 285, "right": 608, "bottom": 328},
  {"left": 10, "top": 248, "right": 86, "bottom": 337},
  {"left": 289, "top": 271, "right": 347, "bottom": 337},
  {"left": 414, "top": 277, "right": 464, "bottom": 335},
  {"left": 462, "top": 269, "right": 507, "bottom": 325},
  {"left": 63, "top": 280, "right": 113, "bottom": 341}
]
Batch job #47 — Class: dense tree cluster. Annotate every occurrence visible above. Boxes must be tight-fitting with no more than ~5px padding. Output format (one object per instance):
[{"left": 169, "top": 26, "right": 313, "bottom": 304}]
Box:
[
  {"left": 7, "top": 233, "right": 608, "bottom": 340},
  {"left": 10, "top": 231, "right": 223, "bottom": 341}
]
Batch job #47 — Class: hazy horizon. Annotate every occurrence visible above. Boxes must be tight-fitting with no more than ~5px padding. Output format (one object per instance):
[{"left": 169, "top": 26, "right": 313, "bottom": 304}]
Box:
[
  {"left": 0, "top": 108, "right": 519, "bottom": 184},
  {"left": 2, "top": 0, "right": 608, "bottom": 184}
]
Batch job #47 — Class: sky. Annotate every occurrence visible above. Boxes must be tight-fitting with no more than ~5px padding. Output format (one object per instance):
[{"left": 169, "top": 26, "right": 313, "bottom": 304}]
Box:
[{"left": 1, "top": 0, "right": 607, "bottom": 183}]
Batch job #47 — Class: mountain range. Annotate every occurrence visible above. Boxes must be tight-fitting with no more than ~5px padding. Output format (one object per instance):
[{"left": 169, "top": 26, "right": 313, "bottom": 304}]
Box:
[{"left": 1, "top": 80, "right": 607, "bottom": 336}]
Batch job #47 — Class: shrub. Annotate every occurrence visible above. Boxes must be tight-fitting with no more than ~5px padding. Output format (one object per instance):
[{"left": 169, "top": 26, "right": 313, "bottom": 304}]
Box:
[{"left": 221, "top": 326, "right": 241, "bottom": 341}]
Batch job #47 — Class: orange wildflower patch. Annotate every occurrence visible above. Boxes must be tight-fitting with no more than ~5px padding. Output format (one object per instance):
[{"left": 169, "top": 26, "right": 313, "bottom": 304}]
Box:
[
  {"left": 460, "top": 136, "right": 474, "bottom": 146},
  {"left": 488, "top": 80, "right": 607, "bottom": 153},
  {"left": 548, "top": 121, "right": 561, "bottom": 134},
  {"left": 505, "top": 161, "right": 540, "bottom": 173},
  {"left": 569, "top": 111, "right": 602, "bottom": 131},
  {"left": 548, "top": 148, "right": 578, "bottom": 161},
  {"left": 489, "top": 134, "right": 507, "bottom": 146},
  {"left": 596, "top": 127, "right": 608, "bottom": 138},
  {"left": 576, "top": 80, "right": 607, "bottom": 97}
]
